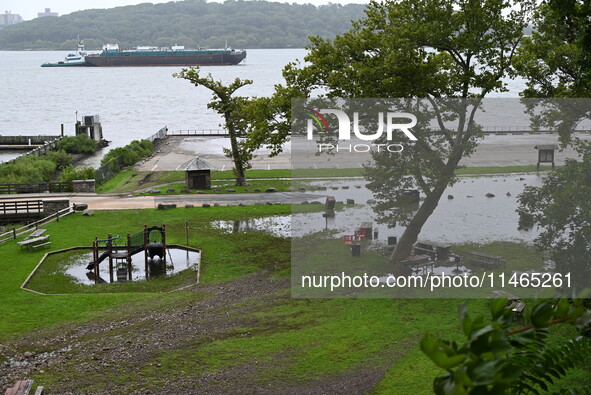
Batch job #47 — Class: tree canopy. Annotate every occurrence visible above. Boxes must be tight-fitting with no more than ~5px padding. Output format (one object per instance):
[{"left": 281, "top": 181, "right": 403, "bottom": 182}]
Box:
[
  {"left": 0, "top": 0, "right": 367, "bottom": 50},
  {"left": 284, "top": 0, "right": 534, "bottom": 264}
]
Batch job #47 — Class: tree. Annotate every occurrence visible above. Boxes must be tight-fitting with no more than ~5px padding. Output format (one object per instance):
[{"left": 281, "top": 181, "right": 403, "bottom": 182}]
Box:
[
  {"left": 514, "top": 0, "right": 591, "bottom": 99},
  {"left": 175, "top": 67, "right": 254, "bottom": 186},
  {"left": 421, "top": 297, "right": 591, "bottom": 394},
  {"left": 284, "top": 0, "right": 534, "bottom": 264}
]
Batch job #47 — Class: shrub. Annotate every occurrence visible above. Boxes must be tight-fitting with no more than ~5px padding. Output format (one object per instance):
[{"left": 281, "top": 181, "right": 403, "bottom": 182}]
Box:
[
  {"left": 57, "top": 166, "right": 96, "bottom": 183},
  {"left": 57, "top": 135, "right": 99, "bottom": 154}
]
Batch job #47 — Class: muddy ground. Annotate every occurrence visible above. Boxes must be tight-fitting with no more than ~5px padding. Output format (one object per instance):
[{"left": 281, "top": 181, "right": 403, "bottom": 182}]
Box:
[{"left": 0, "top": 271, "right": 392, "bottom": 394}]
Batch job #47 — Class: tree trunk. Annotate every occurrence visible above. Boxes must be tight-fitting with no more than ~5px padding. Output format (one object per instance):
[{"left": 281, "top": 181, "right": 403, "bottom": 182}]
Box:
[
  {"left": 226, "top": 116, "right": 247, "bottom": 187},
  {"left": 388, "top": 181, "right": 450, "bottom": 264}
]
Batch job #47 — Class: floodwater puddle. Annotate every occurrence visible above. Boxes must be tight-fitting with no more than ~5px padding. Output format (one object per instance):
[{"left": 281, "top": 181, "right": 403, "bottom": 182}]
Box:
[{"left": 55, "top": 247, "right": 200, "bottom": 284}]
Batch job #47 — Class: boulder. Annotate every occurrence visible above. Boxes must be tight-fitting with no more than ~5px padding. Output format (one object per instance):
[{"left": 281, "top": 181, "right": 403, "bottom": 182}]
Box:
[
  {"left": 346, "top": 199, "right": 355, "bottom": 205},
  {"left": 447, "top": 195, "right": 454, "bottom": 200},
  {"left": 73, "top": 203, "right": 88, "bottom": 211},
  {"left": 265, "top": 188, "right": 276, "bottom": 193},
  {"left": 185, "top": 204, "right": 194, "bottom": 208},
  {"left": 82, "top": 209, "right": 94, "bottom": 216},
  {"left": 202, "top": 203, "right": 211, "bottom": 208},
  {"left": 166, "top": 189, "right": 176, "bottom": 193},
  {"left": 157, "top": 203, "right": 177, "bottom": 210},
  {"left": 485, "top": 193, "right": 495, "bottom": 198},
  {"left": 226, "top": 189, "right": 236, "bottom": 193}
]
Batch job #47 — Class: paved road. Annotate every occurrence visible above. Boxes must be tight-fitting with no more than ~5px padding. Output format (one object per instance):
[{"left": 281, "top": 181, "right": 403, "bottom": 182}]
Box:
[
  {"left": 0, "top": 192, "right": 326, "bottom": 211},
  {"left": 139, "top": 133, "right": 590, "bottom": 172}
]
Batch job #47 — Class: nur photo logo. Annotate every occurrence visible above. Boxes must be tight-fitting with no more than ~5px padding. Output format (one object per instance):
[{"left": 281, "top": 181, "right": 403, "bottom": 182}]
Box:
[{"left": 305, "top": 108, "right": 418, "bottom": 153}]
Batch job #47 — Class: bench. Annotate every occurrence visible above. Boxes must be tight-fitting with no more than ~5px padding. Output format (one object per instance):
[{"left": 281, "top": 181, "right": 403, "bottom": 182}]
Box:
[
  {"left": 31, "top": 242, "right": 51, "bottom": 250},
  {"left": 17, "top": 236, "right": 50, "bottom": 251},
  {"left": 4, "top": 379, "right": 43, "bottom": 395},
  {"left": 470, "top": 251, "right": 506, "bottom": 269}
]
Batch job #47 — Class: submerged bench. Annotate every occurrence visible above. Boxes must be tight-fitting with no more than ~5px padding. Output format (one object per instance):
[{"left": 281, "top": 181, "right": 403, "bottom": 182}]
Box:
[{"left": 470, "top": 251, "right": 506, "bottom": 269}]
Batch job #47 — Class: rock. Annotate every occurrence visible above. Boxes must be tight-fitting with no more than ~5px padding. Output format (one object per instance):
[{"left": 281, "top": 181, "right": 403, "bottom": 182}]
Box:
[
  {"left": 506, "top": 192, "right": 512, "bottom": 197},
  {"left": 367, "top": 199, "right": 377, "bottom": 204},
  {"left": 254, "top": 189, "right": 261, "bottom": 192},
  {"left": 301, "top": 201, "right": 310, "bottom": 205},
  {"left": 255, "top": 202, "right": 264, "bottom": 205},
  {"left": 346, "top": 199, "right": 355, "bottom": 205},
  {"left": 82, "top": 209, "right": 94, "bottom": 216},
  {"left": 266, "top": 202, "right": 273, "bottom": 205},
  {"left": 342, "top": 186, "right": 350, "bottom": 189},
  {"left": 184, "top": 204, "right": 194, "bottom": 208},
  {"left": 245, "top": 188, "right": 251, "bottom": 192},
  {"left": 239, "top": 203, "right": 245, "bottom": 206},
  {"left": 485, "top": 193, "right": 495, "bottom": 198},
  {"left": 330, "top": 187, "right": 339, "bottom": 190},
  {"left": 299, "top": 187, "right": 306, "bottom": 191},
  {"left": 180, "top": 189, "right": 191, "bottom": 194},
  {"left": 317, "top": 186, "right": 327, "bottom": 191},
  {"left": 265, "top": 188, "right": 276, "bottom": 193},
  {"left": 519, "top": 177, "right": 525, "bottom": 181},
  {"left": 467, "top": 195, "right": 474, "bottom": 198},
  {"left": 196, "top": 190, "right": 205, "bottom": 194},
  {"left": 73, "top": 203, "right": 88, "bottom": 211},
  {"left": 23, "top": 351, "right": 34, "bottom": 359},
  {"left": 213, "top": 203, "right": 220, "bottom": 207},
  {"left": 310, "top": 201, "right": 323, "bottom": 205},
  {"left": 225, "top": 189, "right": 236, "bottom": 193},
  {"left": 148, "top": 189, "right": 161, "bottom": 194},
  {"left": 166, "top": 188, "right": 176, "bottom": 193},
  {"left": 157, "top": 204, "right": 176, "bottom": 210},
  {"left": 355, "top": 185, "right": 362, "bottom": 188},
  {"left": 447, "top": 195, "right": 454, "bottom": 200},
  {"left": 213, "top": 189, "right": 221, "bottom": 193},
  {"left": 202, "top": 203, "right": 211, "bottom": 208}
]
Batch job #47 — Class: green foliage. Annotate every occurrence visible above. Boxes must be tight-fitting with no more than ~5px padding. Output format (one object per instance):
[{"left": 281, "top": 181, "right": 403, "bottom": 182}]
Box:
[
  {"left": 421, "top": 298, "right": 591, "bottom": 394},
  {"left": 57, "top": 135, "right": 99, "bottom": 154},
  {"left": 0, "top": 152, "right": 72, "bottom": 184},
  {"left": 518, "top": 142, "right": 591, "bottom": 291},
  {"left": 283, "top": 0, "right": 534, "bottom": 262},
  {"left": 515, "top": 0, "right": 591, "bottom": 98},
  {"left": 100, "top": 140, "right": 153, "bottom": 167},
  {"left": 57, "top": 165, "right": 96, "bottom": 183},
  {"left": 0, "top": 1, "right": 367, "bottom": 50}
]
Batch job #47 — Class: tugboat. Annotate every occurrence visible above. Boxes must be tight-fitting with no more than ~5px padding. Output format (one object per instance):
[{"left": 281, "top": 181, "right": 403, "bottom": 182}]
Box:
[{"left": 41, "top": 37, "right": 88, "bottom": 67}]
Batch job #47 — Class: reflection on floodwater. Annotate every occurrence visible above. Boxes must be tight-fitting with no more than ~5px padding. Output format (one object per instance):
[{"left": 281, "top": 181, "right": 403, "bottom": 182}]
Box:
[{"left": 60, "top": 248, "right": 200, "bottom": 285}]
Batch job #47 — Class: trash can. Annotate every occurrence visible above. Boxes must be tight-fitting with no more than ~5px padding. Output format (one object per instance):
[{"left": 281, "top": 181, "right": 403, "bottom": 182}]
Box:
[
  {"left": 351, "top": 244, "right": 361, "bottom": 257},
  {"left": 388, "top": 236, "right": 397, "bottom": 245}
]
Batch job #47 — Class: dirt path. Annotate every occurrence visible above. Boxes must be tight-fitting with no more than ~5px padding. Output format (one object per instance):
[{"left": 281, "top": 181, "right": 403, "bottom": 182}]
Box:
[{"left": 0, "top": 271, "right": 392, "bottom": 394}]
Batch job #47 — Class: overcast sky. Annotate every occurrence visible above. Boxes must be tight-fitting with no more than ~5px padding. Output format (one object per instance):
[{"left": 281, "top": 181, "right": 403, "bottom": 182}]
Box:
[{"left": 4, "top": 0, "right": 368, "bottom": 21}]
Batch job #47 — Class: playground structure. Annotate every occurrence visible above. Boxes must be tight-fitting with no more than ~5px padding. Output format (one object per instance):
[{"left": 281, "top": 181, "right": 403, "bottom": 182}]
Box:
[{"left": 87, "top": 225, "right": 167, "bottom": 284}]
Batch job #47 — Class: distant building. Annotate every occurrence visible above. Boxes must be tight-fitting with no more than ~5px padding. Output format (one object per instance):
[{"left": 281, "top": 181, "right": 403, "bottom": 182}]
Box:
[
  {"left": 0, "top": 11, "right": 23, "bottom": 26},
  {"left": 37, "top": 8, "right": 58, "bottom": 18}
]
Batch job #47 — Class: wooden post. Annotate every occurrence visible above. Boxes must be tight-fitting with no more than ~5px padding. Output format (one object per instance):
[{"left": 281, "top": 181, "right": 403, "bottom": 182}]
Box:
[
  {"left": 61, "top": 124, "right": 64, "bottom": 137},
  {"left": 55, "top": 210, "right": 59, "bottom": 222},
  {"left": 162, "top": 224, "right": 167, "bottom": 267},
  {"left": 185, "top": 221, "right": 189, "bottom": 245},
  {"left": 12, "top": 228, "right": 16, "bottom": 239},
  {"left": 127, "top": 233, "right": 132, "bottom": 281},
  {"left": 107, "top": 233, "right": 113, "bottom": 284},
  {"left": 94, "top": 237, "right": 99, "bottom": 285},
  {"left": 144, "top": 225, "right": 149, "bottom": 278}
]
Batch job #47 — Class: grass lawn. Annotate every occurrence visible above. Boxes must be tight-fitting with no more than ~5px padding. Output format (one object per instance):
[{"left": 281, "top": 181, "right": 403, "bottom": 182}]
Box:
[
  {"left": 96, "top": 165, "right": 556, "bottom": 194},
  {"left": 0, "top": 206, "right": 587, "bottom": 393}
]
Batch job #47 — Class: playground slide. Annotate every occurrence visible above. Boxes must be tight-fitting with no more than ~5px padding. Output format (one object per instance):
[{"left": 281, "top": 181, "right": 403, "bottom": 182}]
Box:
[{"left": 86, "top": 250, "right": 110, "bottom": 270}]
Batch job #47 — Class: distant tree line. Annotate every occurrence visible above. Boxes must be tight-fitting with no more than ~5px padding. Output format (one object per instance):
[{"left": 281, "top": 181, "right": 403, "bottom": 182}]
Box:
[{"left": 0, "top": 0, "right": 367, "bottom": 50}]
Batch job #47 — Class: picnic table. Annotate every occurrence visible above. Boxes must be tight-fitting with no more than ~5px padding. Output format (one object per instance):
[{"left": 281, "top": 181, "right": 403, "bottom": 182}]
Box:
[
  {"left": 17, "top": 235, "right": 50, "bottom": 251},
  {"left": 25, "top": 229, "right": 46, "bottom": 239},
  {"left": 414, "top": 241, "right": 452, "bottom": 261}
]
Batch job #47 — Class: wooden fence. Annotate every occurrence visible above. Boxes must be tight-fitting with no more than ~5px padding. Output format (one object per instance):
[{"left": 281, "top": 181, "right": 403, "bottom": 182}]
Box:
[
  {"left": 0, "top": 181, "right": 72, "bottom": 195},
  {"left": 0, "top": 205, "right": 73, "bottom": 244}
]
